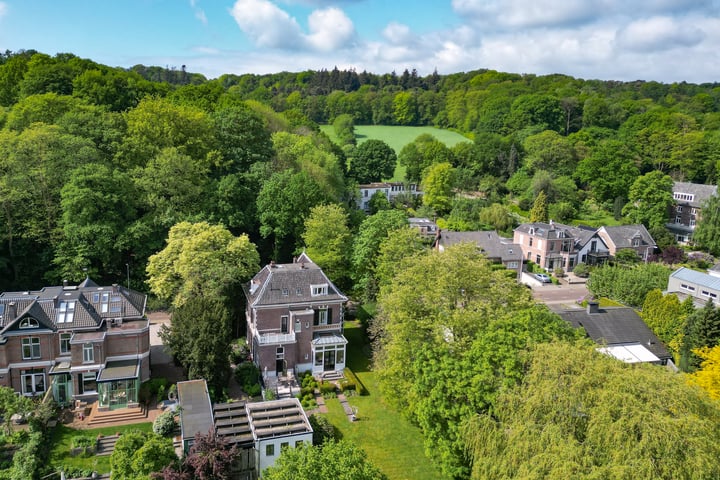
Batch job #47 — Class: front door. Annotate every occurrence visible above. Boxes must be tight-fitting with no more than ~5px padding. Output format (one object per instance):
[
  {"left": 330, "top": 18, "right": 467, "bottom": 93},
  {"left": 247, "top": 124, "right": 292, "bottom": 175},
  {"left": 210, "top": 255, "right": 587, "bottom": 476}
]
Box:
[{"left": 323, "top": 350, "right": 335, "bottom": 371}]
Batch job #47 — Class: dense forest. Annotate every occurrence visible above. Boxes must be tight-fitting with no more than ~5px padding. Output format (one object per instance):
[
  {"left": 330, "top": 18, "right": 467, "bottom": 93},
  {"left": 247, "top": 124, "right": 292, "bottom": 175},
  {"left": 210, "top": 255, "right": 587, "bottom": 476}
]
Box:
[
  {"left": 1, "top": 49, "right": 719, "bottom": 293},
  {"left": 3, "top": 49, "right": 720, "bottom": 480}
]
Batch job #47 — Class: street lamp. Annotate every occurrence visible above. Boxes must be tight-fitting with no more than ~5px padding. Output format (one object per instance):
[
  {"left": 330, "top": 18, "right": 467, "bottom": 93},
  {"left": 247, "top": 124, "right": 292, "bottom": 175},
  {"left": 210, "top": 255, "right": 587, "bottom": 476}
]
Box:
[{"left": 125, "top": 263, "right": 130, "bottom": 289}]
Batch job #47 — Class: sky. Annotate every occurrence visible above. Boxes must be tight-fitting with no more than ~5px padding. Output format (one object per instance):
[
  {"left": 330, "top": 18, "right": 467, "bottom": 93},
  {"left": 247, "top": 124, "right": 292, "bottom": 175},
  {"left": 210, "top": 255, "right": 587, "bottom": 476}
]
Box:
[{"left": 0, "top": 0, "right": 719, "bottom": 83}]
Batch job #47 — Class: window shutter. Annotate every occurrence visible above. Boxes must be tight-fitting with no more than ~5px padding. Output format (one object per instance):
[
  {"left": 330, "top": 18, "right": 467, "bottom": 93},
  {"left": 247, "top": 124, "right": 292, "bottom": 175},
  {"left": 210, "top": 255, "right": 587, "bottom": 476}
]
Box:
[
  {"left": 327, "top": 308, "right": 333, "bottom": 324},
  {"left": 313, "top": 309, "right": 319, "bottom": 326}
]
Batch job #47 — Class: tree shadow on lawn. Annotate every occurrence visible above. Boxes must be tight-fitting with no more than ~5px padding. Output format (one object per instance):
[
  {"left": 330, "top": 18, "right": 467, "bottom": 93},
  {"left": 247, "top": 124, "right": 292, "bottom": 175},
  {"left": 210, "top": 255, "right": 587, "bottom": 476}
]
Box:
[{"left": 344, "top": 320, "right": 372, "bottom": 373}]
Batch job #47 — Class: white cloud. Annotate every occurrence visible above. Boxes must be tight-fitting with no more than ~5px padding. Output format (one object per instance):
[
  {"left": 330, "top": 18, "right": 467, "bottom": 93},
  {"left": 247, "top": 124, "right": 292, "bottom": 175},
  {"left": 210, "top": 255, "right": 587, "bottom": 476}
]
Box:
[
  {"left": 229, "top": 0, "right": 355, "bottom": 51},
  {"left": 230, "top": 0, "right": 304, "bottom": 49},
  {"left": 0, "top": 2, "right": 7, "bottom": 20},
  {"left": 195, "top": 9, "right": 208, "bottom": 25},
  {"left": 306, "top": 7, "right": 355, "bottom": 51},
  {"left": 615, "top": 16, "right": 705, "bottom": 52}
]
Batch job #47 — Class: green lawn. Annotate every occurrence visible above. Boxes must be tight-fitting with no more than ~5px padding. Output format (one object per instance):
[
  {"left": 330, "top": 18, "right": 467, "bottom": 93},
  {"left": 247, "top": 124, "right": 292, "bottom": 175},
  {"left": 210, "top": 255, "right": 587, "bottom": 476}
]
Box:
[
  {"left": 321, "top": 321, "right": 448, "bottom": 480},
  {"left": 49, "top": 422, "right": 153, "bottom": 474},
  {"left": 319, "top": 125, "right": 469, "bottom": 181}
]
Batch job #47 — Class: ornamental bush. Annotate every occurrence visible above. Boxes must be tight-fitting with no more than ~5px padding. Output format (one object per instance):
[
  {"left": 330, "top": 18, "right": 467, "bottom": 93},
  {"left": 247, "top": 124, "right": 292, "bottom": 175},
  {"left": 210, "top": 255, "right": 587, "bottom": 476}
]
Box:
[{"left": 153, "top": 410, "right": 176, "bottom": 437}]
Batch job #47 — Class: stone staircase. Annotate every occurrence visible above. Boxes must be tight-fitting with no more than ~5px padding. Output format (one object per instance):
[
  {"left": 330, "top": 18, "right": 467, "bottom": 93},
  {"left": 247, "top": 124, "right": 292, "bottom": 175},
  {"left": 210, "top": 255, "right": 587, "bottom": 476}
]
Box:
[
  {"left": 87, "top": 405, "right": 148, "bottom": 427},
  {"left": 95, "top": 434, "right": 121, "bottom": 456}
]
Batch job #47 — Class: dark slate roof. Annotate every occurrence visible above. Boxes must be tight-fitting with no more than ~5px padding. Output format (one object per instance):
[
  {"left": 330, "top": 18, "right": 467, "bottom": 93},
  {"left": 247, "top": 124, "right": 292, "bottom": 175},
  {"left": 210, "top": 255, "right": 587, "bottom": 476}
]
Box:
[
  {"left": 514, "top": 221, "right": 575, "bottom": 240},
  {"left": 246, "top": 398, "right": 312, "bottom": 440},
  {"left": 245, "top": 255, "right": 347, "bottom": 308},
  {"left": 438, "top": 231, "right": 522, "bottom": 263},
  {"left": 673, "top": 181, "right": 717, "bottom": 208},
  {"left": 557, "top": 307, "right": 671, "bottom": 361},
  {"left": 601, "top": 225, "right": 656, "bottom": 249},
  {"left": 0, "top": 279, "right": 147, "bottom": 334}
]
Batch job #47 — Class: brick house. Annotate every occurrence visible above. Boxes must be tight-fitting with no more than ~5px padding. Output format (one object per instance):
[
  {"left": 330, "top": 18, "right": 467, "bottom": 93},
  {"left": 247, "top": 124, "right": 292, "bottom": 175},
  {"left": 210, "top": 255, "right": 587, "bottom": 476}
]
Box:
[
  {"left": 513, "top": 221, "right": 610, "bottom": 272},
  {"left": 597, "top": 225, "right": 656, "bottom": 261},
  {"left": 0, "top": 277, "right": 149, "bottom": 409},
  {"left": 667, "top": 181, "right": 717, "bottom": 244},
  {"left": 244, "top": 253, "right": 347, "bottom": 381}
]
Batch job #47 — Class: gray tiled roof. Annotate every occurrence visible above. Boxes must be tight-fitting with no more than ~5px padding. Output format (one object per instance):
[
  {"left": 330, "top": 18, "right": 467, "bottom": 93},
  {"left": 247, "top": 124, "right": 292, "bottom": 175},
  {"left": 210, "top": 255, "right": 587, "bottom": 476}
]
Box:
[
  {"left": 557, "top": 307, "right": 671, "bottom": 360},
  {"left": 438, "top": 231, "right": 522, "bottom": 262},
  {"left": 0, "top": 279, "right": 147, "bottom": 334},
  {"left": 601, "top": 225, "right": 656, "bottom": 248},
  {"left": 673, "top": 182, "right": 717, "bottom": 208},
  {"left": 246, "top": 256, "right": 347, "bottom": 308}
]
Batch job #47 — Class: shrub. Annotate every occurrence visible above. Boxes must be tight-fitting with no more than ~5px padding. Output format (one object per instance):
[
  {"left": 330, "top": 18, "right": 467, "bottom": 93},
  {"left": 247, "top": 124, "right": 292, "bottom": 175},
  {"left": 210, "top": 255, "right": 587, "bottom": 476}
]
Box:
[
  {"left": 264, "top": 389, "right": 276, "bottom": 401},
  {"left": 308, "top": 414, "right": 335, "bottom": 445},
  {"left": 244, "top": 383, "right": 261, "bottom": 397},
  {"left": 343, "top": 368, "right": 367, "bottom": 396},
  {"left": 235, "top": 362, "right": 259, "bottom": 386},
  {"left": 573, "top": 262, "right": 590, "bottom": 277},
  {"left": 230, "top": 338, "right": 250, "bottom": 365},
  {"left": 339, "top": 380, "right": 356, "bottom": 392},
  {"left": 71, "top": 436, "right": 95, "bottom": 449},
  {"left": 319, "top": 382, "right": 336, "bottom": 395},
  {"left": 153, "top": 410, "right": 177, "bottom": 437}
]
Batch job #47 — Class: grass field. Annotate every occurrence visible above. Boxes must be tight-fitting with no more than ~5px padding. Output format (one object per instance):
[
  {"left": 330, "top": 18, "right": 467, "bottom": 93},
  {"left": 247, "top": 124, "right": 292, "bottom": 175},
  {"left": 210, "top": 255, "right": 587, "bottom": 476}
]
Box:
[
  {"left": 50, "top": 422, "right": 154, "bottom": 474},
  {"left": 321, "top": 321, "right": 449, "bottom": 480},
  {"left": 319, "top": 125, "right": 469, "bottom": 181}
]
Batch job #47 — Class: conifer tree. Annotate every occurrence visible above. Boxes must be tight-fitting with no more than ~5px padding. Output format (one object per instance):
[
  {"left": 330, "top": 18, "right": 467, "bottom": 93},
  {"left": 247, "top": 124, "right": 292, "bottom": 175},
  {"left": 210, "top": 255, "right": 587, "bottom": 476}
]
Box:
[{"left": 529, "top": 190, "right": 548, "bottom": 222}]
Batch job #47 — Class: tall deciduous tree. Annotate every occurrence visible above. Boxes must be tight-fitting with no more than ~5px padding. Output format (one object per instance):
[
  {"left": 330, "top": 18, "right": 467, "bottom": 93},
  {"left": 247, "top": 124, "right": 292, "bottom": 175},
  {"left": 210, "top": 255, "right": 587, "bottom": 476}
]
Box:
[
  {"left": 374, "top": 226, "right": 426, "bottom": 292},
  {"left": 263, "top": 440, "right": 387, "bottom": 480},
  {"left": 302, "top": 204, "right": 352, "bottom": 288},
  {"left": 464, "top": 341, "right": 720, "bottom": 480},
  {"left": 641, "top": 290, "right": 691, "bottom": 358},
  {"left": 146, "top": 221, "right": 259, "bottom": 307},
  {"left": 111, "top": 431, "right": 177, "bottom": 480},
  {"left": 689, "top": 344, "right": 720, "bottom": 400},
  {"left": 693, "top": 194, "right": 720, "bottom": 255},
  {"left": 257, "top": 170, "right": 330, "bottom": 260},
  {"left": 156, "top": 430, "right": 239, "bottom": 480},
  {"left": 421, "top": 162, "right": 455, "bottom": 215},
  {"left": 622, "top": 170, "right": 674, "bottom": 228},
  {"left": 351, "top": 209, "right": 408, "bottom": 301},
  {"left": 373, "top": 244, "right": 576, "bottom": 478},
  {"left": 349, "top": 139, "right": 397, "bottom": 184}
]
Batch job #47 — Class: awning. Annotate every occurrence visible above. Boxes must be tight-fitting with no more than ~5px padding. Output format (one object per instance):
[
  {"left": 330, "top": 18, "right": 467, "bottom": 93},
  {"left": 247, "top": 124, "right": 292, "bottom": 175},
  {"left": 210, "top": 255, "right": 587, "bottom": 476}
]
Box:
[
  {"left": 97, "top": 359, "right": 139, "bottom": 382},
  {"left": 311, "top": 333, "right": 348, "bottom": 346}
]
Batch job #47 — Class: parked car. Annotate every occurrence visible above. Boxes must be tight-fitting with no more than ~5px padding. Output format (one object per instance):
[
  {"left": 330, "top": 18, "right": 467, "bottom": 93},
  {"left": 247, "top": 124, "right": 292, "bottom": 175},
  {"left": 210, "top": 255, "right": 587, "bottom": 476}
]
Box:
[{"left": 534, "top": 273, "right": 551, "bottom": 283}]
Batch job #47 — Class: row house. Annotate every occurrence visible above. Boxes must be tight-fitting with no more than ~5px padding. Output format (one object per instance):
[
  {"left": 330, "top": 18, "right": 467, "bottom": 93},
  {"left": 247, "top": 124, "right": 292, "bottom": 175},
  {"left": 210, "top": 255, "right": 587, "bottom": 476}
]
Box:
[
  {"left": 667, "top": 181, "right": 717, "bottom": 244},
  {"left": 357, "top": 182, "right": 421, "bottom": 211},
  {"left": 0, "top": 278, "right": 149, "bottom": 409},
  {"left": 244, "top": 253, "right": 348, "bottom": 381}
]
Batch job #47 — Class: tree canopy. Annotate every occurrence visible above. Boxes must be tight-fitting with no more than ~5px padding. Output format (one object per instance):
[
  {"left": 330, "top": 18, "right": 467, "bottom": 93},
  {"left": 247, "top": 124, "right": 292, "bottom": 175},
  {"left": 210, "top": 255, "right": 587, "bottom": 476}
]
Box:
[{"left": 464, "top": 341, "right": 720, "bottom": 480}]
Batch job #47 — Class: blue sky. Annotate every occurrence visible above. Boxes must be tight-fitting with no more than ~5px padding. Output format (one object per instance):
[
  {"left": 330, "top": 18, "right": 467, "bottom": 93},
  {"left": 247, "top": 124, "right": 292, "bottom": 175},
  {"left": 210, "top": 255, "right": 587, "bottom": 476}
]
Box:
[{"left": 0, "top": 0, "right": 719, "bottom": 83}]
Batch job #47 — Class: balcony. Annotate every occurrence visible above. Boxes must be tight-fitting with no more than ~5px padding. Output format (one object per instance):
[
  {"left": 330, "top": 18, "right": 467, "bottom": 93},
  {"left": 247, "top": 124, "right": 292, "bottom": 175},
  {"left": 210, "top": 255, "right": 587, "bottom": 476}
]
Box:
[
  {"left": 313, "top": 323, "right": 342, "bottom": 332},
  {"left": 256, "top": 331, "right": 296, "bottom": 345}
]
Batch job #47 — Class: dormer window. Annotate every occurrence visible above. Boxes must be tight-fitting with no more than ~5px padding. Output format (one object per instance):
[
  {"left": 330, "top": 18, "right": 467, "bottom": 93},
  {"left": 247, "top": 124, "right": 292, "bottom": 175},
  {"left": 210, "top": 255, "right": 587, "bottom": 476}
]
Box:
[
  {"left": 282, "top": 288, "right": 289, "bottom": 297},
  {"left": 20, "top": 317, "right": 39, "bottom": 329},
  {"left": 57, "top": 300, "right": 75, "bottom": 323},
  {"left": 632, "top": 237, "right": 641, "bottom": 247},
  {"left": 311, "top": 284, "right": 328, "bottom": 296}
]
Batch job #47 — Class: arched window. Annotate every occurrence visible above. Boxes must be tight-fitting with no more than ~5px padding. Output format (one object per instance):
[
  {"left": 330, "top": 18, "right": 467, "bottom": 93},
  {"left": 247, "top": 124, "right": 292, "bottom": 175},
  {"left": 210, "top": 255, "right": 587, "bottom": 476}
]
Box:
[{"left": 19, "top": 318, "right": 39, "bottom": 329}]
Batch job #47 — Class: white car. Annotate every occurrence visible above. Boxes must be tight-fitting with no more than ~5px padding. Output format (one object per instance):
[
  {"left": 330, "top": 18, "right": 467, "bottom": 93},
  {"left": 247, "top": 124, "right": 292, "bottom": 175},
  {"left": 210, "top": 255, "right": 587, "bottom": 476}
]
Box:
[{"left": 534, "top": 273, "right": 551, "bottom": 283}]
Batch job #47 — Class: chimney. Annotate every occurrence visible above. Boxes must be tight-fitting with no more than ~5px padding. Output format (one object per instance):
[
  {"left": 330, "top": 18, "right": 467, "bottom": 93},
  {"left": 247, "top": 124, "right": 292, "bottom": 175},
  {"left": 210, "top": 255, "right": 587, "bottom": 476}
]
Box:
[
  {"left": 62, "top": 279, "right": 68, "bottom": 287},
  {"left": 549, "top": 220, "right": 555, "bottom": 230},
  {"left": 587, "top": 301, "right": 600, "bottom": 314},
  {"left": 270, "top": 261, "right": 276, "bottom": 268}
]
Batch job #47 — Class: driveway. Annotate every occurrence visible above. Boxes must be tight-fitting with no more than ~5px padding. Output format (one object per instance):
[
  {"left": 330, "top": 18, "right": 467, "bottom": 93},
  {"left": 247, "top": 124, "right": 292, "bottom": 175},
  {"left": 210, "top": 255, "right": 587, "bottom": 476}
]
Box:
[
  {"left": 147, "top": 311, "right": 185, "bottom": 383},
  {"left": 522, "top": 273, "right": 590, "bottom": 310}
]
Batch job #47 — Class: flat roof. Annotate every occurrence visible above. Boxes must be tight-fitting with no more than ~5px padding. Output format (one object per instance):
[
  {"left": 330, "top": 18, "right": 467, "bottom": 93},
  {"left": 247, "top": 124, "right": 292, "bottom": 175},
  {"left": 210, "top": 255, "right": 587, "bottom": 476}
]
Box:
[
  {"left": 178, "top": 380, "right": 214, "bottom": 442},
  {"left": 597, "top": 344, "right": 661, "bottom": 363},
  {"left": 97, "top": 359, "right": 139, "bottom": 382},
  {"left": 246, "top": 398, "right": 312, "bottom": 440}
]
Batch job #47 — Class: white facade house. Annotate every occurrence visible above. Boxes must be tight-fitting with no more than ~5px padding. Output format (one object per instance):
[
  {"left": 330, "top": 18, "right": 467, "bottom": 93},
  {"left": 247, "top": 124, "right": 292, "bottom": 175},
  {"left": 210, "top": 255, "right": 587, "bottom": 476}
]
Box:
[
  {"left": 667, "top": 267, "right": 720, "bottom": 306},
  {"left": 357, "top": 182, "right": 421, "bottom": 211}
]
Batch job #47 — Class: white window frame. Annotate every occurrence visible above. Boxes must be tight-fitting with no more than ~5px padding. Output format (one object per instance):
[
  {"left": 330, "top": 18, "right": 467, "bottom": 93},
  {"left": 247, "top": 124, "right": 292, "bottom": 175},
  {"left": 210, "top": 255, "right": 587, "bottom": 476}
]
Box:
[
  {"left": 59, "top": 332, "right": 72, "bottom": 355},
  {"left": 83, "top": 343, "right": 94, "bottom": 363},
  {"left": 21, "top": 369, "right": 45, "bottom": 396},
  {"left": 311, "top": 284, "right": 328, "bottom": 296},
  {"left": 22, "top": 337, "right": 41, "bottom": 359},
  {"left": 82, "top": 371, "right": 97, "bottom": 393},
  {"left": 19, "top": 318, "right": 39, "bottom": 329},
  {"left": 57, "top": 300, "right": 75, "bottom": 323}
]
